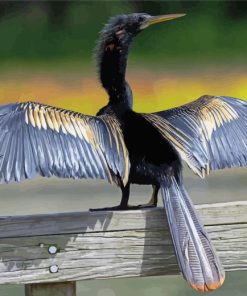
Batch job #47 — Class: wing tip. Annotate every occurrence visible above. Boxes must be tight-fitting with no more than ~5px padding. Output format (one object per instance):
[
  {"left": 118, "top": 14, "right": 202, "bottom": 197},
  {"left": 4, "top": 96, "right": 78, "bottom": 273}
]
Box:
[{"left": 190, "top": 275, "right": 225, "bottom": 292}]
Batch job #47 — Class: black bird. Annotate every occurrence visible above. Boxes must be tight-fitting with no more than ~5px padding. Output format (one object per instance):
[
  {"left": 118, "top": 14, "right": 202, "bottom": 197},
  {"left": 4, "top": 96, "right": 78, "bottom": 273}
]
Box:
[{"left": 1, "top": 12, "right": 247, "bottom": 291}]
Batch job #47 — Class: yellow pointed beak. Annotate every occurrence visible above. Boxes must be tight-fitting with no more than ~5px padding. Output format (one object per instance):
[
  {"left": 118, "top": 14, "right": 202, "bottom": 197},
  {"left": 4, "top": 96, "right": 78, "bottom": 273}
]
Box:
[{"left": 147, "top": 13, "right": 186, "bottom": 26}]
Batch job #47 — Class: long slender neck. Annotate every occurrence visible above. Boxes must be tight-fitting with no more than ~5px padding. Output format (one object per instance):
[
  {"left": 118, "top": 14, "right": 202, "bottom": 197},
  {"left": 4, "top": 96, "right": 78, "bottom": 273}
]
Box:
[{"left": 97, "top": 28, "right": 133, "bottom": 108}]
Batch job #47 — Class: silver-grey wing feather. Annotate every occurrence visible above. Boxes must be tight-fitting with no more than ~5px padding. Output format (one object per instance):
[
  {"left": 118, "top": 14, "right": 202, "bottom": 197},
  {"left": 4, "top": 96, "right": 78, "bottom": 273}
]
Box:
[
  {"left": 0, "top": 102, "right": 129, "bottom": 184},
  {"left": 144, "top": 95, "right": 247, "bottom": 177}
]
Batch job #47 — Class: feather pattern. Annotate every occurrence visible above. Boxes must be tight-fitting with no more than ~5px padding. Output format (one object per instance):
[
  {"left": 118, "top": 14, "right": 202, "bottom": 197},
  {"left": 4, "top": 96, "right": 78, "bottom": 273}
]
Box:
[
  {"left": 144, "top": 95, "right": 247, "bottom": 177},
  {"left": 161, "top": 177, "right": 225, "bottom": 292},
  {"left": 0, "top": 102, "right": 129, "bottom": 185}
]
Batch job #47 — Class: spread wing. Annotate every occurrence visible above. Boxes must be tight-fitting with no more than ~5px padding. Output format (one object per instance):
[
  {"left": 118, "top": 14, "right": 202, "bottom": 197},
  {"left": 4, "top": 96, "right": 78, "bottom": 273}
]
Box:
[
  {"left": 143, "top": 95, "right": 247, "bottom": 177},
  {"left": 0, "top": 102, "right": 129, "bottom": 185}
]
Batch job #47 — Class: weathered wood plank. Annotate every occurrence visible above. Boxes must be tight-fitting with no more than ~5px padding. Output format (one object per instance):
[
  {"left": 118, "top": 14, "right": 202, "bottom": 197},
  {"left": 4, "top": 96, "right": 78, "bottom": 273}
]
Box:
[
  {"left": 0, "top": 201, "right": 245, "bottom": 284},
  {"left": 0, "top": 209, "right": 167, "bottom": 238},
  {"left": 25, "top": 281, "right": 76, "bottom": 296},
  {"left": 196, "top": 201, "right": 247, "bottom": 225},
  {"left": 0, "top": 201, "right": 246, "bottom": 238}
]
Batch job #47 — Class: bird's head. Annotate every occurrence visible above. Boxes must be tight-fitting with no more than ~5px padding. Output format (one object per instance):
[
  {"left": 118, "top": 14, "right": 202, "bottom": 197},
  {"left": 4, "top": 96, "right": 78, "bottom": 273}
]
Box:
[
  {"left": 102, "top": 13, "right": 185, "bottom": 39},
  {"left": 96, "top": 12, "right": 185, "bottom": 96}
]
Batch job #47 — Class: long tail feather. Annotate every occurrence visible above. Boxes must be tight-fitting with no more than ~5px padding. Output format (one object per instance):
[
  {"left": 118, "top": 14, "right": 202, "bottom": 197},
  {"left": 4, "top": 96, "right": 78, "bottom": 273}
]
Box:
[{"left": 161, "top": 177, "right": 225, "bottom": 292}]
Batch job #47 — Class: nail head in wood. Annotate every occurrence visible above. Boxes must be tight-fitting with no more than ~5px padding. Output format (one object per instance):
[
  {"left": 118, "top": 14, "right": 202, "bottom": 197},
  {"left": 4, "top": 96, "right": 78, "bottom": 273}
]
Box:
[
  {"left": 48, "top": 245, "right": 58, "bottom": 254},
  {"left": 49, "top": 265, "right": 59, "bottom": 273}
]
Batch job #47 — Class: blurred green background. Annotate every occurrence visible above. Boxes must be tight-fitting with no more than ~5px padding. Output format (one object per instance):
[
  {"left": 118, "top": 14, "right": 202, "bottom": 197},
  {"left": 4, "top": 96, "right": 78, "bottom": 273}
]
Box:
[
  {"left": 0, "top": 0, "right": 247, "bottom": 114},
  {"left": 0, "top": 1, "right": 246, "bottom": 296},
  {"left": 0, "top": 0, "right": 247, "bottom": 64}
]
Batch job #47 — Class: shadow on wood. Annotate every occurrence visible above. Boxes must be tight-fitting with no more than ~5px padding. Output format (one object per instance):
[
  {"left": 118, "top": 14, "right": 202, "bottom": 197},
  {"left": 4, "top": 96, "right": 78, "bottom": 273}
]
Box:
[{"left": 141, "top": 207, "right": 179, "bottom": 276}]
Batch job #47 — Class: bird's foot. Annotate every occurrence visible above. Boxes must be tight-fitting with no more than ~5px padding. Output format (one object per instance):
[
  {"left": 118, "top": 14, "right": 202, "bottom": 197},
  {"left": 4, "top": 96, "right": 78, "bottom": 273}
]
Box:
[
  {"left": 136, "top": 203, "right": 157, "bottom": 209},
  {"left": 90, "top": 204, "right": 143, "bottom": 212}
]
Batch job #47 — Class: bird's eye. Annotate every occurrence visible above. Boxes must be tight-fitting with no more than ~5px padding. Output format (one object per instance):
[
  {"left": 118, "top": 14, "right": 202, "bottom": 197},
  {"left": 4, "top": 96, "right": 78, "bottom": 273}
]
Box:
[{"left": 138, "top": 16, "right": 145, "bottom": 22}]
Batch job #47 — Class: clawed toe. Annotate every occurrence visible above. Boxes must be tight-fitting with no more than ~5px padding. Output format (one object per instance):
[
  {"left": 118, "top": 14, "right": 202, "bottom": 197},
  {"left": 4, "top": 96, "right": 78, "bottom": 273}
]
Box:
[
  {"left": 89, "top": 205, "right": 145, "bottom": 211},
  {"left": 90, "top": 206, "right": 123, "bottom": 212},
  {"left": 137, "top": 203, "right": 157, "bottom": 209}
]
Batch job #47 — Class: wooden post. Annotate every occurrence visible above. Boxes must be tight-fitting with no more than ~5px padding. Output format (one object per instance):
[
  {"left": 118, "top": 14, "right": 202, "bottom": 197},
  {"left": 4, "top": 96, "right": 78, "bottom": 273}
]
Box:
[{"left": 25, "top": 282, "right": 76, "bottom": 296}]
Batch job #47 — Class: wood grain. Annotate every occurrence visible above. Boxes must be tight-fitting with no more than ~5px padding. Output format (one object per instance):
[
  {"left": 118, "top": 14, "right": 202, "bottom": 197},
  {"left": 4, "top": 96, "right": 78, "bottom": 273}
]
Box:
[
  {"left": 25, "top": 282, "right": 76, "bottom": 296},
  {"left": 0, "top": 201, "right": 246, "bottom": 284}
]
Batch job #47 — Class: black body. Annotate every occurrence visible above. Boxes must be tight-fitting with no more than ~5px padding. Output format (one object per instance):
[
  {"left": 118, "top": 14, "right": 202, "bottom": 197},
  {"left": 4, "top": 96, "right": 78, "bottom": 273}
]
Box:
[
  {"left": 100, "top": 105, "right": 181, "bottom": 187},
  {"left": 96, "top": 14, "right": 181, "bottom": 194}
]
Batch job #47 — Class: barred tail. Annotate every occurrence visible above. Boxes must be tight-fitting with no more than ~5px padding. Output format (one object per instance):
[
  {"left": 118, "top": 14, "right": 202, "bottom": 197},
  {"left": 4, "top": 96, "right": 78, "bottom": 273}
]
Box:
[{"left": 161, "top": 177, "right": 225, "bottom": 292}]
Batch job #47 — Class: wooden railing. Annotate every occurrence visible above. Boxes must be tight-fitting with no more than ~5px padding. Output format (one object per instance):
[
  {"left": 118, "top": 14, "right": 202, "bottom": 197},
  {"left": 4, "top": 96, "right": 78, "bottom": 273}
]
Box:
[{"left": 0, "top": 201, "right": 246, "bottom": 295}]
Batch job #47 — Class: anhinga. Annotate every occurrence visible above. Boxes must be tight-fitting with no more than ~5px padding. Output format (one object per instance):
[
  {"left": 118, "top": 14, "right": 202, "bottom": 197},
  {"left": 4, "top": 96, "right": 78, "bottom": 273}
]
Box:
[{"left": 1, "top": 12, "right": 247, "bottom": 292}]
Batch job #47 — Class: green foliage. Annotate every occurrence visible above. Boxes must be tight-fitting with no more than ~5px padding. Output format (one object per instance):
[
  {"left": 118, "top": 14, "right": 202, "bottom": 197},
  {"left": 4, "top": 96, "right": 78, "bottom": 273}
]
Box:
[{"left": 0, "top": 1, "right": 246, "bottom": 67}]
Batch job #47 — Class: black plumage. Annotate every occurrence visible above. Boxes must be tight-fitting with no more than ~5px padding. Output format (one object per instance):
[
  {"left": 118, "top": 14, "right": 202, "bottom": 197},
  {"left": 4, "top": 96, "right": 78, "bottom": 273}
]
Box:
[{"left": 0, "top": 12, "right": 246, "bottom": 292}]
